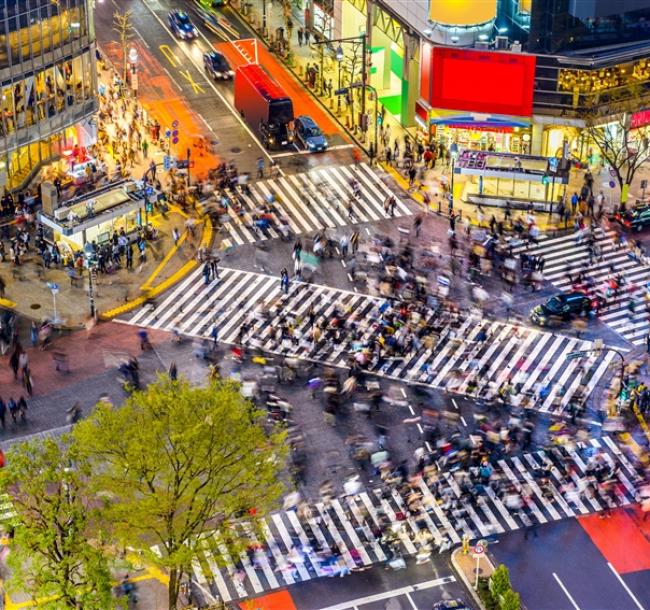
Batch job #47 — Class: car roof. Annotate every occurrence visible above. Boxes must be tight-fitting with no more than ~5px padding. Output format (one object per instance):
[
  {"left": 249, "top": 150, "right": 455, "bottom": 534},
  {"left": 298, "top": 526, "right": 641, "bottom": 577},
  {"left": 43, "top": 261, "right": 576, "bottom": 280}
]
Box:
[
  {"left": 296, "top": 115, "right": 317, "bottom": 127},
  {"left": 206, "top": 50, "right": 225, "bottom": 59},
  {"left": 171, "top": 10, "right": 189, "bottom": 19}
]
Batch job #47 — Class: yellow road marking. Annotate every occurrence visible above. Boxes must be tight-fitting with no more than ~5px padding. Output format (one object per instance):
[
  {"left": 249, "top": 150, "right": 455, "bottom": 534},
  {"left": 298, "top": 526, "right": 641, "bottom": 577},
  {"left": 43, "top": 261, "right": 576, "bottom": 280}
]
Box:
[
  {"left": 179, "top": 70, "right": 206, "bottom": 94},
  {"left": 140, "top": 229, "right": 189, "bottom": 291},
  {"left": 159, "top": 44, "right": 181, "bottom": 68}
]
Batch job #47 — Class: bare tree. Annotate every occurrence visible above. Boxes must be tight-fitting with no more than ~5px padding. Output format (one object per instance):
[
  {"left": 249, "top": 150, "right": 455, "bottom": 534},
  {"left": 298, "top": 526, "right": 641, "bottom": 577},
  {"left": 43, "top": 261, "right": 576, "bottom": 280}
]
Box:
[
  {"left": 584, "top": 114, "right": 650, "bottom": 204},
  {"left": 581, "top": 85, "right": 650, "bottom": 205},
  {"left": 113, "top": 9, "right": 134, "bottom": 85}
]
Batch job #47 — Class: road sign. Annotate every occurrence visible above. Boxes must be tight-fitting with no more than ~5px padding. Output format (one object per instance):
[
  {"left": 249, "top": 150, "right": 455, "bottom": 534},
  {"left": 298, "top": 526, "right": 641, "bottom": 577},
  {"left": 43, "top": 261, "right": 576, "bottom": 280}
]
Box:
[
  {"left": 172, "top": 119, "right": 179, "bottom": 129},
  {"left": 172, "top": 137, "right": 179, "bottom": 145},
  {"left": 609, "top": 180, "right": 616, "bottom": 189},
  {"left": 473, "top": 543, "right": 485, "bottom": 555},
  {"left": 165, "top": 129, "right": 172, "bottom": 139},
  {"left": 46, "top": 282, "right": 59, "bottom": 294},
  {"left": 163, "top": 155, "right": 171, "bottom": 171},
  {"left": 172, "top": 130, "right": 179, "bottom": 137}
]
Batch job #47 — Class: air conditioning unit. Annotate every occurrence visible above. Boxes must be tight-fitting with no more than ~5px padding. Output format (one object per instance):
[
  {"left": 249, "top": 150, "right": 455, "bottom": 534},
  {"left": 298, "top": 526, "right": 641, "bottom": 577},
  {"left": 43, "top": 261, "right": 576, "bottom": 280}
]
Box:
[
  {"left": 475, "top": 41, "right": 490, "bottom": 50},
  {"left": 495, "top": 35, "right": 509, "bottom": 49},
  {"left": 510, "top": 40, "right": 523, "bottom": 52}
]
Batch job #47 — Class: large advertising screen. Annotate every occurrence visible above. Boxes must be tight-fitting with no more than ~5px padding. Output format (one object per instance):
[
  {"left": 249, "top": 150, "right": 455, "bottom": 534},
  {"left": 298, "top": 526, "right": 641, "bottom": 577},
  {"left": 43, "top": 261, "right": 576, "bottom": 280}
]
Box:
[
  {"left": 428, "top": 47, "right": 536, "bottom": 117},
  {"left": 429, "top": 0, "right": 497, "bottom": 26}
]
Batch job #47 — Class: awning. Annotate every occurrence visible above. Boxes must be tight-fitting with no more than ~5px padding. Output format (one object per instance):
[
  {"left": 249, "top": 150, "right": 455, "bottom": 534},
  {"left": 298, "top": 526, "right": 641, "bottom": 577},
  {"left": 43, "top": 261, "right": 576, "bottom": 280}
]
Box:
[{"left": 430, "top": 114, "right": 530, "bottom": 129}]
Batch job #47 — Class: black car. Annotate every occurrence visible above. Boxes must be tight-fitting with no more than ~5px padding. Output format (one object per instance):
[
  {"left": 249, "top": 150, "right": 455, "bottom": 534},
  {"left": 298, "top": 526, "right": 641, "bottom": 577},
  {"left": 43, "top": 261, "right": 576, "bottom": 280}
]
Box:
[
  {"left": 203, "top": 51, "right": 234, "bottom": 80},
  {"left": 611, "top": 204, "right": 650, "bottom": 231},
  {"left": 530, "top": 291, "right": 595, "bottom": 326}
]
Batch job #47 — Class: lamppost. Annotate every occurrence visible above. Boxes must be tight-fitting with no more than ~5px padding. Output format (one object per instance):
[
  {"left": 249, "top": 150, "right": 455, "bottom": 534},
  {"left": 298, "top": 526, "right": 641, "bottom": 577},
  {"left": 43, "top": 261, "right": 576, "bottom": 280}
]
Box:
[
  {"left": 336, "top": 44, "right": 344, "bottom": 115},
  {"left": 449, "top": 150, "right": 458, "bottom": 213},
  {"left": 262, "top": 0, "right": 267, "bottom": 38}
]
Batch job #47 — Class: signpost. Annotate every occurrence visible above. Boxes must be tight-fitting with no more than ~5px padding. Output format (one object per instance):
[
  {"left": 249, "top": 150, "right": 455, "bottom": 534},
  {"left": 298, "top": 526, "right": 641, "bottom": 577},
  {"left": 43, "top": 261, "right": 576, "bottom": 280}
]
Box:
[
  {"left": 472, "top": 542, "right": 486, "bottom": 589},
  {"left": 46, "top": 281, "right": 61, "bottom": 324}
]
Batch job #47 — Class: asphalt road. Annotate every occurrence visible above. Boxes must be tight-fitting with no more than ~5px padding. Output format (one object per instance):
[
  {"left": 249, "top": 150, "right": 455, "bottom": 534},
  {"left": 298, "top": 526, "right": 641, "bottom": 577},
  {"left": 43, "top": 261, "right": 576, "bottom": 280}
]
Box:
[
  {"left": 262, "top": 555, "right": 469, "bottom": 610},
  {"left": 95, "top": 0, "right": 268, "bottom": 174}
]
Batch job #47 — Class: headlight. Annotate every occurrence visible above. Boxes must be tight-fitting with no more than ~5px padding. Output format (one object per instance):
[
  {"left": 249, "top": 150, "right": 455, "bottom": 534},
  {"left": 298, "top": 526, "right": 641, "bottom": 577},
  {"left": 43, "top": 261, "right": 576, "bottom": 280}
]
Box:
[
  {"left": 308, "top": 141, "right": 315, "bottom": 148},
  {"left": 323, "top": 139, "right": 328, "bottom": 148},
  {"left": 269, "top": 137, "right": 275, "bottom": 143},
  {"left": 192, "top": 28, "right": 198, "bottom": 35},
  {"left": 215, "top": 71, "right": 223, "bottom": 77},
  {"left": 288, "top": 135, "right": 294, "bottom": 142}
]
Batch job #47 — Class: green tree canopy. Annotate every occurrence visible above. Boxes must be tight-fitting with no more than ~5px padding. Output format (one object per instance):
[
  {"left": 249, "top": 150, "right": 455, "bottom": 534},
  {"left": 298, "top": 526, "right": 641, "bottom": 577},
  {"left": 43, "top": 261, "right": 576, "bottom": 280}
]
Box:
[
  {"left": 0, "top": 438, "right": 114, "bottom": 610},
  {"left": 73, "top": 376, "right": 287, "bottom": 609}
]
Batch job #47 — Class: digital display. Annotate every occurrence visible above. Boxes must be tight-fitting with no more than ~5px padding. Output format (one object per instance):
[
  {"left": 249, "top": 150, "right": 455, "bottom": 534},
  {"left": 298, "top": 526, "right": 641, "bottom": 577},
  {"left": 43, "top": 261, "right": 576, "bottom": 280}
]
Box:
[{"left": 428, "top": 47, "right": 536, "bottom": 117}]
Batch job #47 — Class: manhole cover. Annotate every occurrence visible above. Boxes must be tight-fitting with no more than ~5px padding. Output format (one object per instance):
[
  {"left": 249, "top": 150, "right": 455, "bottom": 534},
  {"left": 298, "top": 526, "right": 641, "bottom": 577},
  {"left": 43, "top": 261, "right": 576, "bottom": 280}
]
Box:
[
  {"left": 30, "top": 304, "right": 41, "bottom": 310},
  {"left": 230, "top": 147, "right": 242, "bottom": 154}
]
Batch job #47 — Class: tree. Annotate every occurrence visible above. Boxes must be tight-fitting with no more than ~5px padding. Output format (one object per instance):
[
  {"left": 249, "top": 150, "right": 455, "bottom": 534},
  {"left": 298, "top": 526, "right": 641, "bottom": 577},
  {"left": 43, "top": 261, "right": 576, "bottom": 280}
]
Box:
[
  {"left": 74, "top": 376, "right": 287, "bottom": 610},
  {"left": 500, "top": 589, "right": 521, "bottom": 610},
  {"left": 113, "top": 9, "right": 134, "bottom": 84},
  {"left": 583, "top": 114, "right": 650, "bottom": 204},
  {"left": 489, "top": 564, "right": 511, "bottom": 599},
  {"left": 0, "top": 438, "right": 114, "bottom": 610},
  {"left": 581, "top": 84, "right": 650, "bottom": 205}
]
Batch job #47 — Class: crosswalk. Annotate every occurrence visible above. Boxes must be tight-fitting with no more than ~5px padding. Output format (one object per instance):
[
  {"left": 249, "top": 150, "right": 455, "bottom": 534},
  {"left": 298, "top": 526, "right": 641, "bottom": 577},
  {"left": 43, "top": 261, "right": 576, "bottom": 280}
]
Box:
[
  {"left": 513, "top": 228, "right": 650, "bottom": 345},
  {"left": 183, "top": 437, "right": 639, "bottom": 602},
  {"left": 120, "top": 267, "right": 614, "bottom": 413},
  {"left": 215, "top": 163, "right": 412, "bottom": 248}
]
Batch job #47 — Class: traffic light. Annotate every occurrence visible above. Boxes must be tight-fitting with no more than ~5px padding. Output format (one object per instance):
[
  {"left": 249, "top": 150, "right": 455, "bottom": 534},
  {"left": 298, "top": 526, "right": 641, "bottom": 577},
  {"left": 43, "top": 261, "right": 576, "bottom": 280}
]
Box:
[
  {"left": 145, "top": 199, "right": 154, "bottom": 213},
  {"left": 542, "top": 173, "right": 549, "bottom": 185}
]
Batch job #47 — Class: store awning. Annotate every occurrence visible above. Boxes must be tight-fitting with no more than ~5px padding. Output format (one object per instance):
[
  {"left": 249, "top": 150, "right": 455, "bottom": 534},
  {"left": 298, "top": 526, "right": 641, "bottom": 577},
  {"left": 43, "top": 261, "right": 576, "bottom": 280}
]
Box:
[{"left": 430, "top": 113, "right": 530, "bottom": 129}]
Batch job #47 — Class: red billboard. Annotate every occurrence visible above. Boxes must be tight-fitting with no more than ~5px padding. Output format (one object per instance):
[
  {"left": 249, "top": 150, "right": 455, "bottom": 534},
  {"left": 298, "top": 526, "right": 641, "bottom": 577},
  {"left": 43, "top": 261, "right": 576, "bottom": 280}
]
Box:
[
  {"left": 428, "top": 47, "right": 536, "bottom": 117},
  {"left": 631, "top": 109, "right": 650, "bottom": 129}
]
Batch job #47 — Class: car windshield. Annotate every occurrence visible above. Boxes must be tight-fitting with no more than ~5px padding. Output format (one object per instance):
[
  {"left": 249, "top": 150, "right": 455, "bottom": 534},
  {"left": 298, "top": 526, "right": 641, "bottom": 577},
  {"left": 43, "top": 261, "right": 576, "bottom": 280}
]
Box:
[
  {"left": 304, "top": 126, "right": 322, "bottom": 137},
  {"left": 212, "top": 56, "right": 228, "bottom": 68},
  {"left": 176, "top": 13, "right": 190, "bottom": 24},
  {"left": 545, "top": 296, "right": 563, "bottom": 311}
]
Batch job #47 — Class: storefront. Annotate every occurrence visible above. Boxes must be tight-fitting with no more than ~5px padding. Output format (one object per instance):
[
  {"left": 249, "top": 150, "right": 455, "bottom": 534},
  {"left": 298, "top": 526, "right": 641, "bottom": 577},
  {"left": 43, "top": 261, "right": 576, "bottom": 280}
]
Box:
[
  {"left": 423, "top": 111, "right": 532, "bottom": 154},
  {"left": 418, "top": 46, "right": 536, "bottom": 152},
  {"left": 455, "top": 150, "right": 569, "bottom": 211},
  {"left": 38, "top": 180, "right": 155, "bottom": 251}
]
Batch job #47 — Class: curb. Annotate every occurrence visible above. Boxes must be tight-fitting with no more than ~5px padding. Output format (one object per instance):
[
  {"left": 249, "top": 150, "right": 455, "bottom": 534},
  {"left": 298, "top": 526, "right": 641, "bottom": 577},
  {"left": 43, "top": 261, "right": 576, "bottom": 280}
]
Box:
[
  {"left": 450, "top": 547, "right": 492, "bottom": 610},
  {"left": 100, "top": 218, "right": 213, "bottom": 320}
]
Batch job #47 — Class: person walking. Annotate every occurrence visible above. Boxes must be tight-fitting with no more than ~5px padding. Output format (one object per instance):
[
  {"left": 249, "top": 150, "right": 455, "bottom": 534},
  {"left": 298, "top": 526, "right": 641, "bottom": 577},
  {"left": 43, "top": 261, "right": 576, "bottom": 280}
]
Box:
[
  {"left": 413, "top": 214, "right": 423, "bottom": 238},
  {"left": 280, "top": 267, "right": 289, "bottom": 294},
  {"left": 350, "top": 229, "right": 360, "bottom": 254},
  {"left": 210, "top": 256, "right": 220, "bottom": 279},
  {"left": 203, "top": 261, "right": 211, "bottom": 285},
  {"left": 0, "top": 397, "right": 6, "bottom": 430}
]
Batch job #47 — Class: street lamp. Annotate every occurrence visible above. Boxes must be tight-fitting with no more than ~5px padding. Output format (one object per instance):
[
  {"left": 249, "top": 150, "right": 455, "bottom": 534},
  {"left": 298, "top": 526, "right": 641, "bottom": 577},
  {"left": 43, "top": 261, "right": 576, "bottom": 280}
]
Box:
[
  {"left": 336, "top": 45, "right": 344, "bottom": 114},
  {"left": 449, "top": 150, "right": 458, "bottom": 213}
]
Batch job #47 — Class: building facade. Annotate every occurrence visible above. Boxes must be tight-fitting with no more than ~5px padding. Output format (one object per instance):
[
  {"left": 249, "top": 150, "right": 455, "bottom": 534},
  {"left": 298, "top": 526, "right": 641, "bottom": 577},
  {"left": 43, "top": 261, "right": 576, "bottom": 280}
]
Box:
[
  {"left": 0, "top": 0, "right": 98, "bottom": 191},
  {"left": 317, "top": 0, "right": 650, "bottom": 161}
]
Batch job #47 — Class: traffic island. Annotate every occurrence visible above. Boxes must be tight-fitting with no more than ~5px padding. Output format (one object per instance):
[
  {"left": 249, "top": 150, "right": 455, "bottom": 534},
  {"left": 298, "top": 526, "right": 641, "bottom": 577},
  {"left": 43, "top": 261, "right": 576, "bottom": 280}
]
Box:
[{"left": 451, "top": 545, "right": 523, "bottom": 610}]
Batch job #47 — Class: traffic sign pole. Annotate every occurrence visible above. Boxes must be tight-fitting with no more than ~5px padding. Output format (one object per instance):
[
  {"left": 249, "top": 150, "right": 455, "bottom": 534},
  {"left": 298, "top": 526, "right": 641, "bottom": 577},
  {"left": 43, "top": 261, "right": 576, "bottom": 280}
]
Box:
[{"left": 472, "top": 542, "right": 486, "bottom": 590}]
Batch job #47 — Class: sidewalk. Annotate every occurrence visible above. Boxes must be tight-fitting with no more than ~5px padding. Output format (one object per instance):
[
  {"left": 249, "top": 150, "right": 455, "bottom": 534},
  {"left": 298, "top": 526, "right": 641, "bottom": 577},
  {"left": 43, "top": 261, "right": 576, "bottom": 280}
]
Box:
[{"left": 0, "top": 49, "right": 217, "bottom": 326}]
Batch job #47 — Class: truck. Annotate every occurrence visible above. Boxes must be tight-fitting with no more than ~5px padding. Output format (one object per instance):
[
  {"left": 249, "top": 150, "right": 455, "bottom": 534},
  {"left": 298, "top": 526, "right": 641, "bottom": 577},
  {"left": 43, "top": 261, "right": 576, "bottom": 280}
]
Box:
[{"left": 234, "top": 64, "right": 294, "bottom": 150}]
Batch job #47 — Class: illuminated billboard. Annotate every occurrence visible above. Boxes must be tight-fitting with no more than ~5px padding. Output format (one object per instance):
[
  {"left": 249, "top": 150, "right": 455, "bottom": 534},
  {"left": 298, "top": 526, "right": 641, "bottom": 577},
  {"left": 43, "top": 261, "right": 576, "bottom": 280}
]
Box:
[
  {"left": 428, "top": 47, "right": 536, "bottom": 117},
  {"left": 429, "top": 0, "right": 497, "bottom": 26}
]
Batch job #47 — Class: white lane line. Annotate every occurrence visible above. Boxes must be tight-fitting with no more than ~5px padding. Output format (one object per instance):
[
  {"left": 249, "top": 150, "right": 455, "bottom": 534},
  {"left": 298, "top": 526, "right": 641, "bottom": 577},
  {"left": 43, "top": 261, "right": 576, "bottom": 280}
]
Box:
[
  {"left": 608, "top": 563, "right": 647, "bottom": 610},
  {"left": 406, "top": 592, "right": 419, "bottom": 610},
  {"left": 314, "top": 576, "right": 456, "bottom": 610},
  {"left": 553, "top": 572, "right": 583, "bottom": 610}
]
